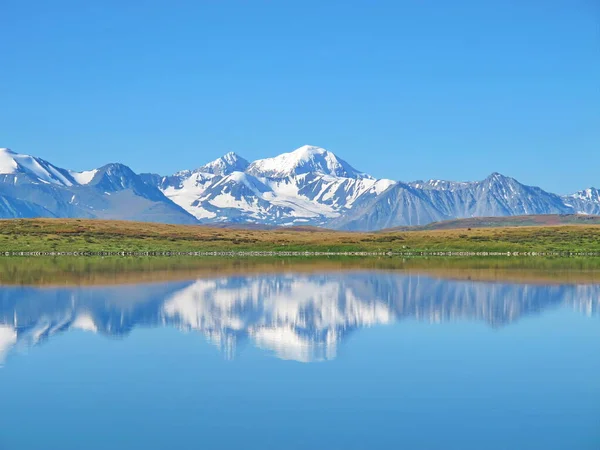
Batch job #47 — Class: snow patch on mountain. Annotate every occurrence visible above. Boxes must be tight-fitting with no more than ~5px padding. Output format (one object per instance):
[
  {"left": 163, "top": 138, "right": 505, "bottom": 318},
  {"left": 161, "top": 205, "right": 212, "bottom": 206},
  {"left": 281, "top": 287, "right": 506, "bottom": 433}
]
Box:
[
  {"left": 410, "top": 179, "right": 476, "bottom": 191},
  {"left": 198, "top": 152, "right": 249, "bottom": 175},
  {"left": 569, "top": 188, "right": 600, "bottom": 202},
  {"left": 69, "top": 169, "right": 98, "bottom": 185},
  {"left": 563, "top": 188, "right": 600, "bottom": 215},
  {"left": 0, "top": 148, "right": 18, "bottom": 173},
  {"left": 0, "top": 148, "right": 74, "bottom": 186}
]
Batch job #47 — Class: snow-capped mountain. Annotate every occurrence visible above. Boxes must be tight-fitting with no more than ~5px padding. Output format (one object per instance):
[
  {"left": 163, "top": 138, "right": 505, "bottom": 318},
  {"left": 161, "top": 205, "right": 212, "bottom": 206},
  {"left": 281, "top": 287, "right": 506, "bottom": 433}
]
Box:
[
  {"left": 0, "top": 147, "right": 78, "bottom": 186},
  {"left": 0, "top": 148, "right": 197, "bottom": 224},
  {"left": 0, "top": 272, "right": 597, "bottom": 365},
  {"left": 331, "top": 173, "right": 574, "bottom": 231},
  {"left": 329, "top": 182, "right": 449, "bottom": 231},
  {"left": 199, "top": 152, "right": 250, "bottom": 175},
  {"left": 411, "top": 172, "right": 572, "bottom": 220},
  {"left": 246, "top": 145, "right": 368, "bottom": 179},
  {"left": 0, "top": 145, "right": 597, "bottom": 229},
  {"left": 562, "top": 188, "right": 600, "bottom": 215},
  {"left": 147, "top": 145, "right": 594, "bottom": 229},
  {"left": 144, "top": 145, "right": 395, "bottom": 226}
]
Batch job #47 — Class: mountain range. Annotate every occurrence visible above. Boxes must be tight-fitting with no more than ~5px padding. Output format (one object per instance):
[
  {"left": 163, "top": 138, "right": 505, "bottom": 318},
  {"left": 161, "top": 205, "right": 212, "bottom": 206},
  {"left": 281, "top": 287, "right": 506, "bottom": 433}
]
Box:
[
  {"left": 1, "top": 145, "right": 598, "bottom": 231},
  {"left": 1, "top": 272, "right": 597, "bottom": 364}
]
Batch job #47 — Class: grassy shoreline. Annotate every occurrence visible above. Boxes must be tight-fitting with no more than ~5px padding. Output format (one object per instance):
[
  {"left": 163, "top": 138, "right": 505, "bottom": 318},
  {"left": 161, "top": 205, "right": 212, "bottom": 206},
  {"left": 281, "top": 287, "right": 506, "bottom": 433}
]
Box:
[
  {"left": 2, "top": 218, "right": 600, "bottom": 254},
  {"left": 3, "top": 255, "right": 600, "bottom": 286}
]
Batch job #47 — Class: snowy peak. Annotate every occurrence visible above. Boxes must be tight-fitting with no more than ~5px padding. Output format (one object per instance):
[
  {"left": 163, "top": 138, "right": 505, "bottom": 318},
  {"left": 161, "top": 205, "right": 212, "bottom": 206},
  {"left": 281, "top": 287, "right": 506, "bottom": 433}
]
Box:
[
  {"left": 478, "top": 172, "right": 525, "bottom": 194},
  {"left": 409, "top": 173, "right": 518, "bottom": 192},
  {"left": 483, "top": 171, "right": 514, "bottom": 185},
  {"left": 0, "top": 147, "right": 75, "bottom": 186},
  {"left": 90, "top": 163, "right": 137, "bottom": 185},
  {"left": 246, "top": 145, "right": 368, "bottom": 179},
  {"left": 87, "top": 163, "right": 160, "bottom": 198},
  {"left": 568, "top": 187, "right": 600, "bottom": 202},
  {"left": 197, "top": 152, "right": 249, "bottom": 176},
  {"left": 562, "top": 187, "right": 600, "bottom": 215}
]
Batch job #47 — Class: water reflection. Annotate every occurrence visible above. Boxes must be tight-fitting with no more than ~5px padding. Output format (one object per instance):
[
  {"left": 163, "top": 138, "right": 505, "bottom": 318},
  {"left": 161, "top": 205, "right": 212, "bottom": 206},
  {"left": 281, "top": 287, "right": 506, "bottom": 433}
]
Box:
[{"left": 0, "top": 272, "right": 598, "bottom": 364}]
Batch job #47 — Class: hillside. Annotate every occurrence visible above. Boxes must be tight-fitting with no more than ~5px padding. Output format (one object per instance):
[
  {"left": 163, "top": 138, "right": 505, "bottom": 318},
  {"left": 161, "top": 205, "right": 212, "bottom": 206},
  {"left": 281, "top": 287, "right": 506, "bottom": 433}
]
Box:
[{"left": 385, "top": 214, "right": 600, "bottom": 231}]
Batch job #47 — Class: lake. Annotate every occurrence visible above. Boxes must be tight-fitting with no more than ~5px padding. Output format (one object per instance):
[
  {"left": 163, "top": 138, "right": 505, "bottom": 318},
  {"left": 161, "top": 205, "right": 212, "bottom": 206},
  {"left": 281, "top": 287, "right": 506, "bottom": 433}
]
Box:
[{"left": 0, "top": 257, "right": 598, "bottom": 449}]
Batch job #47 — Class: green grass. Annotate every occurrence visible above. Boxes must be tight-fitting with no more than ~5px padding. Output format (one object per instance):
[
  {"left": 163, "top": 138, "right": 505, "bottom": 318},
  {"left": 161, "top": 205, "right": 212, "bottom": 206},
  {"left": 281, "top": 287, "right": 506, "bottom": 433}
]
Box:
[
  {"left": 3, "top": 255, "right": 600, "bottom": 286},
  {"left": 2, "top": 218, "right": 600, "bottom": 253}
]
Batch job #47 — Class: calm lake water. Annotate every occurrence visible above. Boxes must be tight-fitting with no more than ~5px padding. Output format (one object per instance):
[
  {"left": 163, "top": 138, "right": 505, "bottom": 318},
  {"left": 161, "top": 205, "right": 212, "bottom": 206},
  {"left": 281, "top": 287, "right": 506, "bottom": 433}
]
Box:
[{"left": 0, "top": 262, "right": 599, "bottom": 449}]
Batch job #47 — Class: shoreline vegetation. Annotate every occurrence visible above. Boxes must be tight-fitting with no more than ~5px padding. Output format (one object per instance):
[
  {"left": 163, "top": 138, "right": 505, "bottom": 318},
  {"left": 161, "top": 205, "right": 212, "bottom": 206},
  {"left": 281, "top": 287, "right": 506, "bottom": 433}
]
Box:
[
  {"left": 2, "top": 218, "right": 600, "bottom": 255},
  {"left": 2, "top": 218, "right": 600, "bottom": 287},
  {"left": 4, "top": 251, "right": 600, "bottom": 257},
  {"left": 3, "top": 255, "right": 600, "bottom": 286}
]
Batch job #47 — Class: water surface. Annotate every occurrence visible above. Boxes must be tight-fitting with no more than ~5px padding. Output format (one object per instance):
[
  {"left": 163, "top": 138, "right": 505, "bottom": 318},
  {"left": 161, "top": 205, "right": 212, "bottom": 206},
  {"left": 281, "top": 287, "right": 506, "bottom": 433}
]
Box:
[{"left": 0, "top": 259, "right": 598, "bottom": 449}]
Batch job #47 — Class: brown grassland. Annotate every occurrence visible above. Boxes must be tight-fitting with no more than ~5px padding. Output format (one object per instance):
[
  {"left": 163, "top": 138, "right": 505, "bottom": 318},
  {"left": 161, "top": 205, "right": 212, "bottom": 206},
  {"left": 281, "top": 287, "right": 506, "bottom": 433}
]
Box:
[{"left": 1, "top": 218, "right": 600, "bottom": 254}]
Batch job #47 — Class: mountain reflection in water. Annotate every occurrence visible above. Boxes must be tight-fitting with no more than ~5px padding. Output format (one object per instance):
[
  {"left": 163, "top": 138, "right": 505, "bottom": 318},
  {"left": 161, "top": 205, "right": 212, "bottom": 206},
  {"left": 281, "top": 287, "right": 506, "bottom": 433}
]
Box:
[{"left": 0, "top": 272, "right": 598, "bottom": 364}]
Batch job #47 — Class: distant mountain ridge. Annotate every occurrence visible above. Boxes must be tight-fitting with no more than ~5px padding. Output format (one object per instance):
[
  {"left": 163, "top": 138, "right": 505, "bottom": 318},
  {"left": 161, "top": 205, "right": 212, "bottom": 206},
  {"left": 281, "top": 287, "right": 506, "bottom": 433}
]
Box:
[
  {"left": 382, "top": 213, "right": 600, "bottom": 232},
  {"left": 0, "top": 148, "right": 197, "bottom": 224},
  {"left": 0, "top": 145, "right": 598, "bottom": 230}
]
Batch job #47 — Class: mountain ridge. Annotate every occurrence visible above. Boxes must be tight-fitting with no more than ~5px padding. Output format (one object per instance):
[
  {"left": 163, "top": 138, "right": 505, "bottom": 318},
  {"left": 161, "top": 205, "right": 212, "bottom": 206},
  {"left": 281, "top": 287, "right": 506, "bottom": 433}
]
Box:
[
  {"left": 0, "top": 145, "right": 597, "bottom": 230},
  {"left": 0, "top": 149, "right": 198, "bottom": 224}
]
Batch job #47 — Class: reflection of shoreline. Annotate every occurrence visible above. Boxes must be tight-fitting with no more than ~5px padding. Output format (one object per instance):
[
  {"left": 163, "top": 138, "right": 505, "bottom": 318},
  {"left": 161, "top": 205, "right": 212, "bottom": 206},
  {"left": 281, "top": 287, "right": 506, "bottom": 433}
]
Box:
[
  {"left": 2, "top": 257, "right": 600, "bottom": 287},
  {"left": 408, "top": 267, "right": 600, "bottom": 285},
  {"left": 0, "top": 273, "right": 598, "bottom": 365}
]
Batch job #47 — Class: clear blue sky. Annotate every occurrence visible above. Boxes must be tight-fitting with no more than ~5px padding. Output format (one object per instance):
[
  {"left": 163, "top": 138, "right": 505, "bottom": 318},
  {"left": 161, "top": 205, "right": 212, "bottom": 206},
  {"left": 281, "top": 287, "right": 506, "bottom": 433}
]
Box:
[{"left": 1, "top": 0, "right": 598, "bottom": 193}]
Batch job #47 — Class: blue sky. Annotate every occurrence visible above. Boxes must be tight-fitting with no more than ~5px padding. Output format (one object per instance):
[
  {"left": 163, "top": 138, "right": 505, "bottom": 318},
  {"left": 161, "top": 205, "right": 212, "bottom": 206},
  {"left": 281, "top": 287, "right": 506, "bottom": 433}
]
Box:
[{"left": 1, "top": 0, "right": 598, "bottom": 193}]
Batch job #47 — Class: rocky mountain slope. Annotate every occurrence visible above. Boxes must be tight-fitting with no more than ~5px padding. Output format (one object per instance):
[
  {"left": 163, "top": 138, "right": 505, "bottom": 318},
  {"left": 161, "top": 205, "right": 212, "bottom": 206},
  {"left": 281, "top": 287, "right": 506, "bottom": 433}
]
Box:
[{"left": 0, "top": 148, "right": 197, "bottom": 224}]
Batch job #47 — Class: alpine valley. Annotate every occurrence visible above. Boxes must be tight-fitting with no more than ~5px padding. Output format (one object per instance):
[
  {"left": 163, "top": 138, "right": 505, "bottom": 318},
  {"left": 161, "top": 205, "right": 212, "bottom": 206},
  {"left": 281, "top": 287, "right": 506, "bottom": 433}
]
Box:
[{"left": 0, "top": 145, "right": 598, "bottom": 231}]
